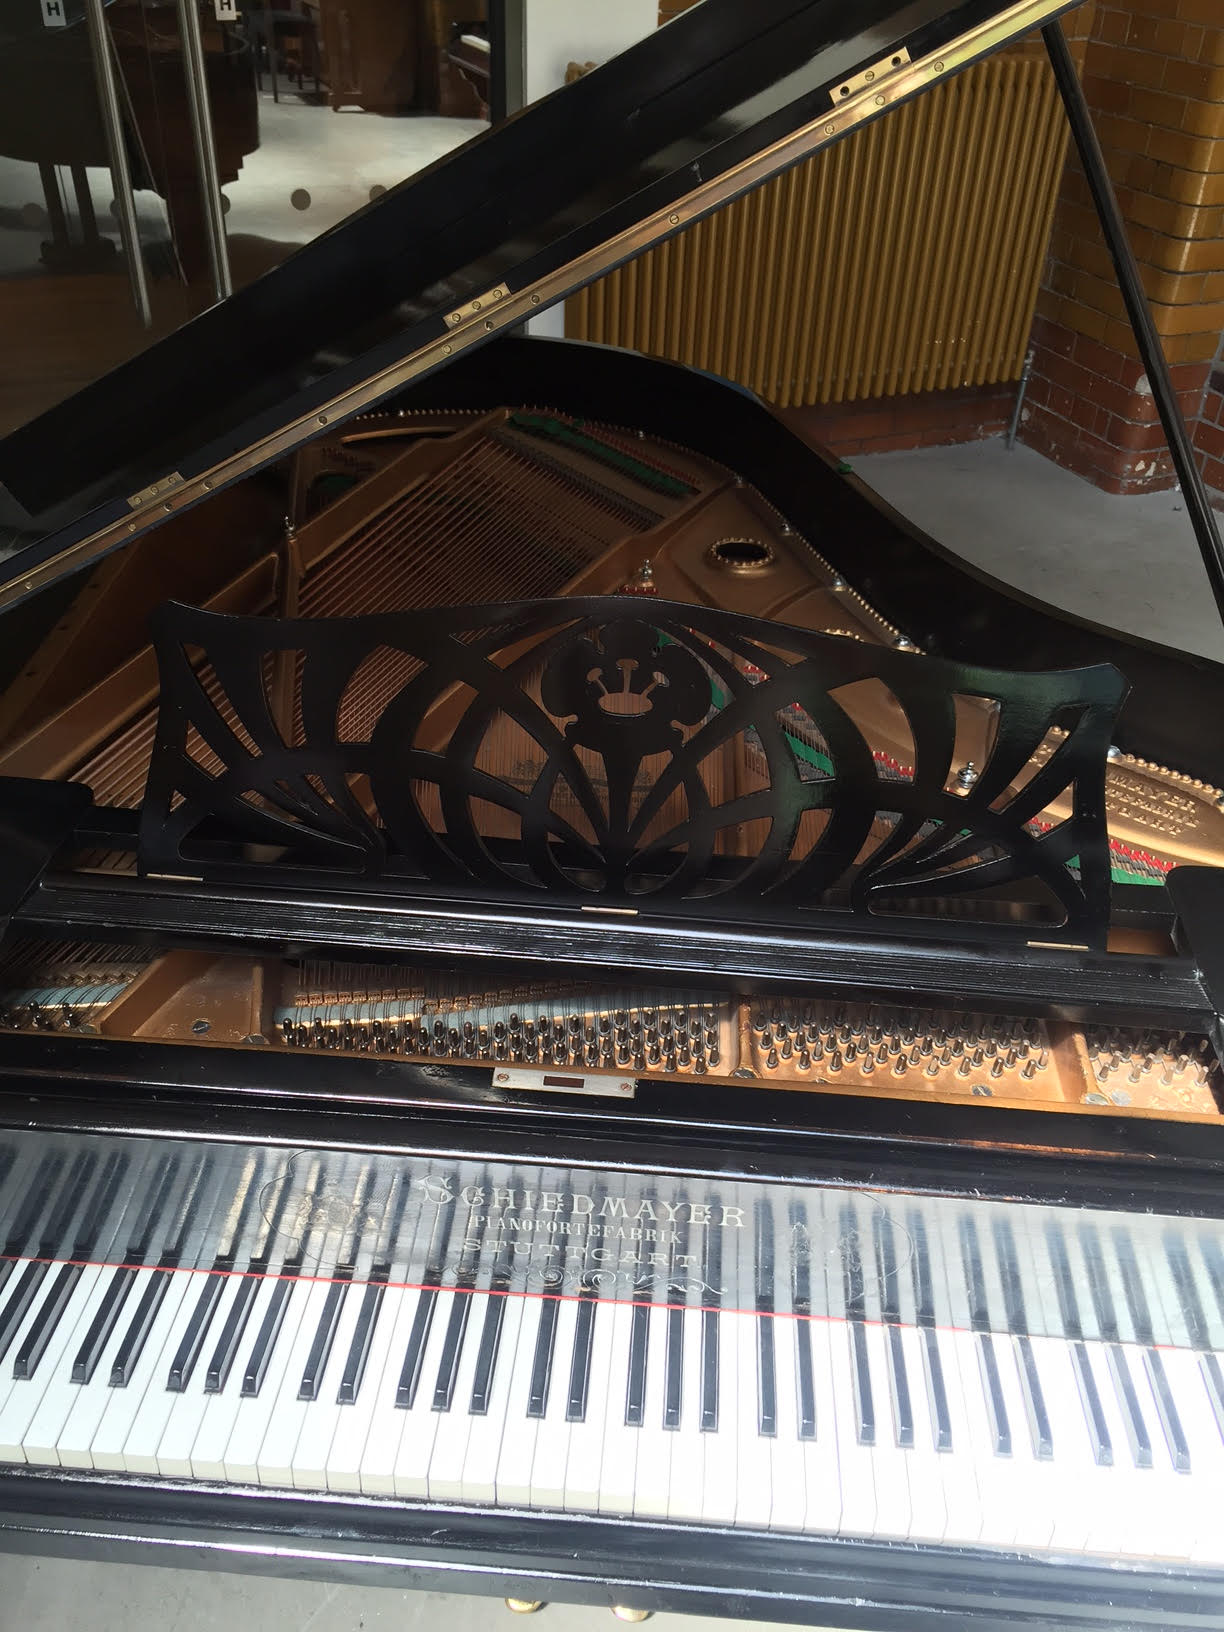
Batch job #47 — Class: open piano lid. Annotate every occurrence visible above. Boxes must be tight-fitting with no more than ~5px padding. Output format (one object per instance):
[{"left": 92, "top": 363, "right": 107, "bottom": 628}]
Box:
[{"left": 0, "top": 0, "right": 1081, "bottom": 612}]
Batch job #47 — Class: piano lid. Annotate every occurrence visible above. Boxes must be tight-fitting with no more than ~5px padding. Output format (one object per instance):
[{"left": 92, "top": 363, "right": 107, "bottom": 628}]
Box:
[{"left": 0, "top": 0, "right": 1079, "bottom": 614}]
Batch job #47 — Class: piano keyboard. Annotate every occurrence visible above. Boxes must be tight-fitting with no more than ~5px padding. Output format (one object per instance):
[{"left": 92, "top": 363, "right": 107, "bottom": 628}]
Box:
[{"left": 1, "top": 1128, "right": 1223, "bottom": 1562}]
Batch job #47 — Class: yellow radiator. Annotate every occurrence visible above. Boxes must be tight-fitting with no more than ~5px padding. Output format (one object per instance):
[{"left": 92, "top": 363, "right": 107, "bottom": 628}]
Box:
[{"left": 567, "top": 55, "right": 1069, "bottom": 406}]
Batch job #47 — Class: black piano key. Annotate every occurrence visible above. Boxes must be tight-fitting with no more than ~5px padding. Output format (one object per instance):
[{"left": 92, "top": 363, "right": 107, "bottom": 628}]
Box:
[
  {"left": 395, "top": 1171, "right": 460, "bottom": 1409},
  {"left": 1112, "top": 1225, "right": 1155, "bottom": 1345},
  {"left": 338, "top": 1280, "right": 385, "bottom": 1405},
  {"left": 470, "top": 1292, "right": 508, "bottom": 1417},
  {"left": 977, "top": 1333, "right": 1011, "bottom": 1456},
  {"left": 243, "top": 1275, "right": 295, "bottom": 1397},
  {"left": 1164, "top": 1229, "right": 1211, "bottom": 1350},
  {"left": 0, "top": 1261, "right": 49, "bottom": 1361},
  {"left": 2, "top": 1152, "right": 64, "bottom": 1266},
  {"left": 121, "top": 1153, "right": 182, "bottom": 1267},
  {"left": 0, "top": 1143, "right": 16, "bottom": 1196},
  {"left": 567, "top": 1293, "right": 598, "bottom": 1423},
  {"left": 527, "top": 1295, "right": 561, "bottom": 1419},
  {"left": 1079, "top": 1222, "right": 1119, "bottom": 1340},
  {"left": 161, "top": 1153, "right": 214, "bottom": 1264},
  {"left": 12, "top": 1261, "right": 80, "bottom": 1379},
  {"left": 74, "top": 1265, "right": 138, "bottom": 1383},
  {"left": 34, "top": 1150, "right": 97, "bottom": 1259},
  {"left": 922, "top": 1327, "right": 953, "bottom": 1453},
  {"left": 338, "top": 1169, "right": 413, "bottom": 1409},
  {"left": 790, "top": 1202, "right": 815, "bottom": 1441},
  {"left": 1016, "top": 1335, "right": 1054, "bottom": 1460},
  {"left": 396, "top": 1289, "right": 439, "bottom": 1408},
  {"left": 992, "top": 1215, "right": 1053, "bottom": 1459},
  {"left": 874, "top": 1212, "right": 912, "bottom": 1449},
  {"left": 664, "top": 1305, "right": 685, "bottom": 1430},
  {"left": 700, "top": 1308, "right": 720, "bottom": 1434},
  {"left": 431, "top": 1287, "right": 473, "bottom": 1413},
  {"left": 849, "top": 1320, "right": 875, "bottom": 1447},
  {"left": 68, "top": 1150, "right": 130, "bottom": 1262},
  {"left": 907, "top": 1208, "right": 937, "bottom": 1327},
  {"left": 886, "top": 1322, "right": 914, "bottom": 1449},
  {"left": 1144, "top": 1349, "right": 1191, "bottom": 1473},
  {"left": 110, "top": 1267, "right": 175, "bottom": 1386},
  {"left": 700, "top": 1195, "right": 725, "bottom": 1434},
  {"left": 841, "top": 1205, "right": 874, "bottom": 1446},
  {"left": 206, "top": 1275, "right": 262, "bottom": 1393},
  {"left": 1199, "top": 1234, "right": 1224, "bottom": 1329},
  {"left": 1106, "top": 1344, "right": 1153, "bottom": 1470},
  {"left": 1044, "top": 1219, "right": 1084, "bottom": 1340},
  {"left": 300, "top": 1277, "right": 351, "bottom": 1402},
  {"left": 167, "top": 1273, "right": 227, "bottom": 1392},
  {"left": 34, "top": 1150, "right": 129, "bottom": 1379},
  {"left": 624, "top": 1297, "right": 651, "bottom": 1427},
  {"left": 1071, "top": 1340, "right": 1113, "bottom": 1466},
  {"left": 959, "top": 1217, "right": 1010, "bottom": 1455},
  {"left": 754, "top": 1199, "right": 776, "bottom": 1438},
  {"left": 431, "top": 1178, "right": 492, "bottom": 1414}
]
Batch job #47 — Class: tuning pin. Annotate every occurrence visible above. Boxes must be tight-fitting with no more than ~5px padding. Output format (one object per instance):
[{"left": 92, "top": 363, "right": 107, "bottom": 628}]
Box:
[{"left": 765, "top": 1047, "right": 778, "bottom": 1070}]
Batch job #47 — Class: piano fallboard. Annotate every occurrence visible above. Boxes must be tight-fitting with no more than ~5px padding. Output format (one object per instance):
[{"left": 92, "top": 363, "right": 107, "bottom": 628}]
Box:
[{"left": 0, "top": 1118, "right": 1222, "bottom": 1629}]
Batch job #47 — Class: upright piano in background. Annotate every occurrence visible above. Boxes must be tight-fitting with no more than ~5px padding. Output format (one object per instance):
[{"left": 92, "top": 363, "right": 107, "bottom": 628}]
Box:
[{"left": 0, "top": 0, "right": 1222, "bottom": 1626}]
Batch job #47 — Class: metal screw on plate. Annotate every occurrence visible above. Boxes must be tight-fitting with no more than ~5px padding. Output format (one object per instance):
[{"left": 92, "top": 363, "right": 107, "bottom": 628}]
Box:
[
  {"left": 496, "top": 1071, "right": 510, "bottom": 1083},
  {"left": 504, "top": 1601, "right": 545, "bottom": 1615},
  {"left": 1107, "top": 744, "right": 1122, "bottom": 760},
  {"left": 831, "top": 575, "right": 847, "bottom": 590},
  {"left": 955, "top": 761, "right": 979, "bottom": 793},
  {"left": 892, "top": 635, "right": 915, "bottom": 650},
  {"left": 611, "top": 1611, "right": 652, "bottom": 1624},
  {"left": 668, "top": 213, "right": 680, "bottom": 224},
  {"left": 191, "top": 1018, "right": 210, "bottom": 1035}
]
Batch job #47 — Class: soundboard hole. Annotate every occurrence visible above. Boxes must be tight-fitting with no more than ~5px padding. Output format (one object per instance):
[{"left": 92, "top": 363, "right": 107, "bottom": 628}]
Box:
[{"left": 707, "top": 536, "right": 776, "bottom": 574}]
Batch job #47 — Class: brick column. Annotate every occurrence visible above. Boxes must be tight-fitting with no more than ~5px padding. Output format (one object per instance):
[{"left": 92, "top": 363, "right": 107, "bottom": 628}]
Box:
[{"left": 1020, "top": 1, "right": 1224, "bottom": 500}]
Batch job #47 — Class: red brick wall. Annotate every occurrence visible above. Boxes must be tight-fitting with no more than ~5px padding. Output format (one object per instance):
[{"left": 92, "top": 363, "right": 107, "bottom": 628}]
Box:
[{"left": 1021, "top": 0, "right": 1224, "bottom": 503}]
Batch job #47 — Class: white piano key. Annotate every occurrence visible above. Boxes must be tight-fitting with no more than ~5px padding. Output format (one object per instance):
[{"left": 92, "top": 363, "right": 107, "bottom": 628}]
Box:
[
  {"left": 0, "top": 1265, "right": 105, "bottom": 1461},
  {"left": 20, "top": 1264, "right": 142, "bottom": 1466},
  {"left": 794, "top": 1314, "right": 841, "bottom": 1538},
  {"left": 665, "top": 1306, "right": 707, "bottom": 1523},
  {"left": 247, "top": 1278, "right": 334, "bottom": 1487},
  {"left": 766, "top": 1304, "right": 808, "bottom": 1534},
  {"left": 89, "top": 1270, "right": 198, "bottom": 1472},
  {"left": 392, "top": 1288, "right": 454, "bottom": 1498},
  {"left": 824, "top": 1312, "right": 876, "bottom": 1539},
  {"left": 286, "top": 1274, "right": 371, "bottom": 1490},
  {"left": 526, "top": 1291, "right": 580, "bottom": 1509},
  {"left": 462, "top": 1290, "right": 529, "bottom": 1506},
  {"left": 629, "top": 1301, "right": 673, "bottom": 1520},
  {"left": 730, "top": 1308, "right": 773, "bottom": 1529},
  {"left": 57, "top": 1266, "right": 158, "bottom": 1471},
  {"left": 929, "top": 1321, "right": 985, "bottom": 1547},
  {"left": 1089, "top": 1339, "right": 1186, "bottom": 1563},
  {"left": 354, "top": 1286, "right": 429, "bottom": 1498},
  {"left": 894, "top": 1322, "right": 946, "bottom": 1545},
  {"left": 1159, "top": 1346, "right": 1224, "bottom": 1566},
  {"left": 594, "top": 1291, "right": 639, "bottom": 1517},
  {"left": 428, "top": 1289, "right": 492, "bottom": 1502},
  {"left": 694, "top": 1294, "right": 737, "bottom": 1528},
  {"left": 861, "top": 1319, "right": 913, "bottom": 1540}
]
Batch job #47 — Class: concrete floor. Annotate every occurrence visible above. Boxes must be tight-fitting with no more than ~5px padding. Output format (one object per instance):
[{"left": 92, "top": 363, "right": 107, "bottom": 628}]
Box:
[
  {"left": 0, "top": 1555, "right": 803, "bottom": 1632},
  {"left": 851, "top": 438, "right": 1224, "bottom": 662}
]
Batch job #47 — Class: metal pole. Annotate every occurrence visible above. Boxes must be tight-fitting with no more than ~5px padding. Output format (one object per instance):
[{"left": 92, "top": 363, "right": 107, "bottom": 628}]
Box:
[
  {"left": 82, "top": 0, "right": 153, "bottom": 328},
  {"left": 175, "top": 0, "right": 234, "bottom": 302},
  {"left": 1042, "top": 21, "right": 1224, "bottom": 629}
]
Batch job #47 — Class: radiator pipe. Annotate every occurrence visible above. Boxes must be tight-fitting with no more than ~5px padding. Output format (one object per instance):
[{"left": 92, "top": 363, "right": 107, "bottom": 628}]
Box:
[
  {"left": 1006, "top": 347, "right": 1034, "bottom": 450},
  {"left": 1042, "top": 21, "right": 1224, "bottom": 630}
]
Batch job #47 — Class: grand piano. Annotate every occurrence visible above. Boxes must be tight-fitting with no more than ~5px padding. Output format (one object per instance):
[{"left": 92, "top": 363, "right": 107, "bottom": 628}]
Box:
[{"left": 0, "top": 0, "right": 1223, "bottom": 1625}]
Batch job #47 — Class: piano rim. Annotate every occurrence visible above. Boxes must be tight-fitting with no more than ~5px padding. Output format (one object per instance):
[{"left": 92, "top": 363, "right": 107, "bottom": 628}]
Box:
[{"left": 0, "top": 1464, "right": 1221, "bottom": 1630}]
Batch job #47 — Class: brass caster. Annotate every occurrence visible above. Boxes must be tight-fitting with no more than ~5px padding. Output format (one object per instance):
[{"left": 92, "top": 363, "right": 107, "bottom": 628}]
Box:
[
  {"left": 611, "top": 1611, "right": 653, "bottom": 1624},
  {"left": 504, "top": 1601, "right": 545, "bottom": 1615}
]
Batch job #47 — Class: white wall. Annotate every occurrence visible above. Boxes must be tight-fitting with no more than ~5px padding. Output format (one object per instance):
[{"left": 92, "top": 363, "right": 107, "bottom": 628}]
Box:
[{"left": 522, "top": 0, "right": 660, "bottom": 336}]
